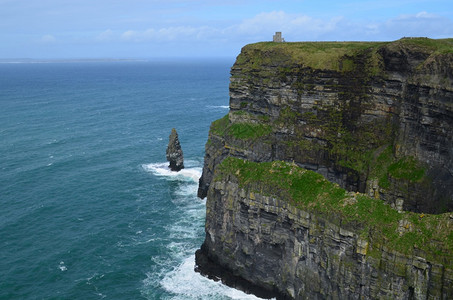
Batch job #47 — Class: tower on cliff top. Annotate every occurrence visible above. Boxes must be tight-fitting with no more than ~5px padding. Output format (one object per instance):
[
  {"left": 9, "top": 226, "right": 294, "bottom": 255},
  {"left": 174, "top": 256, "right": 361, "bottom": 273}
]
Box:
[{"left": 273, "top": 32, "right": 285, "bottom": 42}]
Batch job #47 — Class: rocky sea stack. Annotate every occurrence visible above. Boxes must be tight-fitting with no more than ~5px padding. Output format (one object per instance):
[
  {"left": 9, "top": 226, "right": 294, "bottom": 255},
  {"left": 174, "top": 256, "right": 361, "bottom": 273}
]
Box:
[
  {"left": 166, "top": 128, "right": 184, "bottom": 171},
  {"left": 196, "top": 38, "right": 453, "bottom": 299}
]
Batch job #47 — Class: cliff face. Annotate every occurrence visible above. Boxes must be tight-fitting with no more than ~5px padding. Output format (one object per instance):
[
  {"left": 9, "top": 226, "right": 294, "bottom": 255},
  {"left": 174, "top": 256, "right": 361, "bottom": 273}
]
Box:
[
  {"left": 196, "top": 158, "right": 453, "bottom": 299},
  {"left": 198, "top": 38, "right": 453, "bottom": 213},
  {"left": 196, "top": 38, "right": 453, "bottom": 299}
]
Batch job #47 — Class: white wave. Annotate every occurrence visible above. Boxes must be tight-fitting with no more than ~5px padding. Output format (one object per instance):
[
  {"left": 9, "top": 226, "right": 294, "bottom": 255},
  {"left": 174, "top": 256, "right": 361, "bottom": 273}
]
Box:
[
  {"left": 207, "top": 105, "right": 229, "bottom": 109},
  {"left": 160, "top": 255, "right": 271, "bottom": 300},
  {"left": 174, "top": 183, "right": 199, "bottom": 197},
  {"left": 142, "top": 162, "right": 201, "bottom": 182},
  {"left": 58, "top": 261, "right": 67, "bottom": 272},
  {"left": 167, "top": 224, "right": 198, "bottom": 240},
  {"left": 181, "top": 159, "right": 202, "bottom": 168},
  {"left": 141, "top": 159, "right": 272, "bottom": 299}
]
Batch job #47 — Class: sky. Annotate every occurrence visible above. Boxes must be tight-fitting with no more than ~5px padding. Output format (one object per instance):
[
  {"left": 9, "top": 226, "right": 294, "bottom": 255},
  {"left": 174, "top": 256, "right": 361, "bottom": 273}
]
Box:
[{"left": 1, "top": 0, "right": 453, "bottom": 59}]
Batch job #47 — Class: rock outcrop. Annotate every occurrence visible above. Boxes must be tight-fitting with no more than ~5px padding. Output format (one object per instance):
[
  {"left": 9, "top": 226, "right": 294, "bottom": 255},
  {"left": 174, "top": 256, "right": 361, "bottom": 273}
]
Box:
[
  {"left": 196, "top": 38, "right": 453, "bottom": 299},
  {"left": 166, "top": 128, "right": 184, "bottom": 171}
]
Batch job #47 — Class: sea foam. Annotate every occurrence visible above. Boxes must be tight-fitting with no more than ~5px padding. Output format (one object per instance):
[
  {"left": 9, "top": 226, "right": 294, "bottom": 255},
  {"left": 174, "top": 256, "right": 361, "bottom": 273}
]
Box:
[
  {"left": 142, "top": 160, "right": 272, "bottom": 300},
  {"left": 159, "top": 255, "right": 271, "bottom": 300},
  {"left": 207, "top": 105, "right": 229, "bottom": 109},
  {"left": 142, "top": 162, "right": 201, "bottom": 183}
]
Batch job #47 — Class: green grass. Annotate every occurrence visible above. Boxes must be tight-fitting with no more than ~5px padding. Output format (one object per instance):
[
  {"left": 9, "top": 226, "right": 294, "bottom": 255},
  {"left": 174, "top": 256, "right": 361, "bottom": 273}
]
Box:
[
  {"left": 388, "top": 156, "right": 425, "bottom": 181},
  {"left": 211, "top": 114, "right": 230, "bottom": 136},
  {"left": 398, "top": 37, "right": 453, "bottom": 54},
  {"left": 236, "top": 41, "right": 387, "bottom": 72},
  {"left": 228, "top": 122, "right": 272, "bottom": 139},
  {"left": 215, "top": 157, "right": 453, "bottom": 267},
  {"left": 366, "top": 146, "right": 427, "bottom": 188},
  {"left": 210, "top": 113, "right": 272, "bottom": 140},
  {"left": 235, "top": 38, "right": 453, "bottom": 74},
  {"left": 374, "top": 146, "right": 394, "bottom": 188}
]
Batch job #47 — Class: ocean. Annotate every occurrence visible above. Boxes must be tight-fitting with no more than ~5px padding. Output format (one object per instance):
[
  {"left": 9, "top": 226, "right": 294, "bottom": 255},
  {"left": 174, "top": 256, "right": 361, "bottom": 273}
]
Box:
[{"left": 0, "top": 60, "right": 263, "bottom": 299}]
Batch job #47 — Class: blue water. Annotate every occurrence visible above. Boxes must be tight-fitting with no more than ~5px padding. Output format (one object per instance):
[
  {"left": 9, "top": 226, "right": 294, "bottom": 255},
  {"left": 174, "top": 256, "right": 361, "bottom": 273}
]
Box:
[{"left": 0, "top": 61, "right": 262, "bottom": 299}]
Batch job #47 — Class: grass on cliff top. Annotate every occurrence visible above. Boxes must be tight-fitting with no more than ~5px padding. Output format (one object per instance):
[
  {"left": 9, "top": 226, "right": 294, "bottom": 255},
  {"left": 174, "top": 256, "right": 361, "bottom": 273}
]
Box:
[
  {"left": 237, "top": 40, "right": 387, "bottom": 71},
  {"left": 236, "top": 38, "right": 453, "bottom": 71},
  {"left": 216, "top": 157, "right": 453, "bottom": 267},
  {"left": 396, "top": 37, "right": 453, "bottom": 54}
]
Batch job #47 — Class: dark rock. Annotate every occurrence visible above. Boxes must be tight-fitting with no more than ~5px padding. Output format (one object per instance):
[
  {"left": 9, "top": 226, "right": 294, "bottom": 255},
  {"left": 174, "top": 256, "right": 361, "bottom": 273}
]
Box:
[
  {"left": 166, "top": 128, "right": 184, "bottom": 171},
  {"left": 195, "top": 245, "right": 285, "bottom": 299}
]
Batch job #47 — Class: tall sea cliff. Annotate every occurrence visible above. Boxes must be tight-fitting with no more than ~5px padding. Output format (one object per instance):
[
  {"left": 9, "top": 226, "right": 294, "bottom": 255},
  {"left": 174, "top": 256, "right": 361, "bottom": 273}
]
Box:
[{"left": 195, "top": 38, "right": 453, "bottom": 299}]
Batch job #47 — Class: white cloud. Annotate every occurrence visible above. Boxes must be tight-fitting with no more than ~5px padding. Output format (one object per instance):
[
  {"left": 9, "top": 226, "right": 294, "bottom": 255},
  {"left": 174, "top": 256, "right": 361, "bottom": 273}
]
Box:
[
  {"left": 92, "top": 10, "right": 453, "bottom": 52},
  {"left": 230, "top": 10, "right": 453, "bottom": 42},
  {"left": 381, "top": 11, "right": 453, "bottom": 39},
  {"left": 41, "top": 34, "right": 56, "bottom": 43},
  {"left": 231, "top": 11, "right": 346, "bottom": 41},
  {"left": 96, "top": 29, "right": 114, "bottom": 41},
  {"left": 121, "top": 30, "right": 138, "bottom": 41},
  {"left": 119, "top": 26, "right": 222, "bottom": 42}
]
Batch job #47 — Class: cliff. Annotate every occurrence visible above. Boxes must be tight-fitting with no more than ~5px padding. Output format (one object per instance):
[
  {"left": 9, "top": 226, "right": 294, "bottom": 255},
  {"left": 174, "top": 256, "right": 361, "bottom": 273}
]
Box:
[
  {"left": 196, "top": 38, "right": 453, "bottom": 299},
  {"left": 198, "top": 38, "right": 453, "bottom": 214},
  {"left": 197, "top": 158, "right": 453, "bottom": 299}
]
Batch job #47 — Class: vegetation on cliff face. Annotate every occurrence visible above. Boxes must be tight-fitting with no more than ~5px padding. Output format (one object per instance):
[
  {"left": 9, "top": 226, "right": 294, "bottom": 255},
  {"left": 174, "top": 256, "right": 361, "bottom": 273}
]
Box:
[
  {"left": 211, "top": 113, "right": 272, "bottom": 140},
  {"left": 211, "top": 107, "right": 430, "bottom": 199},
  {"left": 215, "top": 157, "right": 453, "bottom": 268},
  {"left": 225, "top": 37, "right": 453, "bottom": 213}
]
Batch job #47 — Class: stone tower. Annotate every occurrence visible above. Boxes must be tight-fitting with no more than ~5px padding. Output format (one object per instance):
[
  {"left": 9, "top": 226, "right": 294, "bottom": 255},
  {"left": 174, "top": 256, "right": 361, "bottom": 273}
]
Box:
[{"left": 273, "top": 32, "right": 285, "bottom": 42}]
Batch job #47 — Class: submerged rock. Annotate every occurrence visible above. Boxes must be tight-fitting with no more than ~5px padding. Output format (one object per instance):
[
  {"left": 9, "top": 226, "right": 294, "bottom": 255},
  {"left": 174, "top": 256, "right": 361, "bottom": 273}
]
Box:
[{"left": 166, "top": 128, "right": 184, "bottom": 171}]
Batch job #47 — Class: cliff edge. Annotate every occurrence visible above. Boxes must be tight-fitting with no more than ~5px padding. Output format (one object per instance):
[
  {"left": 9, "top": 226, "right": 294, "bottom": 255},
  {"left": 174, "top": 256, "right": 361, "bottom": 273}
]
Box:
[{"left": 196, "top": 38, "right": 453, "bottom": 299}]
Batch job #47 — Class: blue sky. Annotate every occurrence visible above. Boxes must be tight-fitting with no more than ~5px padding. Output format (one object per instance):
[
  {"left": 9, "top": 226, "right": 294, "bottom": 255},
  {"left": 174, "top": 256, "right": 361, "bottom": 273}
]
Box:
[{"left": 1, "top": 0, "right": 452, "bottom": 59}]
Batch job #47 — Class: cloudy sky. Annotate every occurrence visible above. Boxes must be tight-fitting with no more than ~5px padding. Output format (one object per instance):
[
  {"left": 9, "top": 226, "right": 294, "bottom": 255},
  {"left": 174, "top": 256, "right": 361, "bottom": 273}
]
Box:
[{"left": 1, "top": 0, "right": 452, "bottom": 59}]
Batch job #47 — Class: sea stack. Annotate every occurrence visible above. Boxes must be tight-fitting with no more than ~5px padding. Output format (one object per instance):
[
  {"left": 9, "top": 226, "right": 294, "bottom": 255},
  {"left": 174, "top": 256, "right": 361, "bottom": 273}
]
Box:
[{"left": 166, "top": 128, "right": 184, "bottom": 171}]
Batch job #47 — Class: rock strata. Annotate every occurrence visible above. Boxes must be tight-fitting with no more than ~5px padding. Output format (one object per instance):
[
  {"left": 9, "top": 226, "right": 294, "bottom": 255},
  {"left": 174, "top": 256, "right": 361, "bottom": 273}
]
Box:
[
  {"left": 166, "top": 128, "right": 184, "bottom": 171},
  {"left": 196, "top": 159, "right": 453, "bottom": 299},
  {"left": 196, "top": 38, "right": 453, "bottom": 299},
  {"left": 198, "top": 38, "right": 453, "bottom": 214}
]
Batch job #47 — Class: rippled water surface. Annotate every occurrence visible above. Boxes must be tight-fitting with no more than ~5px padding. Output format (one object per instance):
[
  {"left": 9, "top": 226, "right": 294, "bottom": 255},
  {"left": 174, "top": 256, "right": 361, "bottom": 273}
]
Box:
[{"left": 0, "top": 60, "right": 265, "bottom": 299}]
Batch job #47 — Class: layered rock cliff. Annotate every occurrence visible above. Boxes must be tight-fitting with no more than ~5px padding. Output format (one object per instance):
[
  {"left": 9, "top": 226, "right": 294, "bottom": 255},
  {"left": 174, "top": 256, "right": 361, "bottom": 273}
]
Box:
[
  {"left": 198, "top": 38, "right": 453, "bottom": 214},
  {"left": 196, "top": 158, "right": 453, "bottom": 299},
  {"left": 196, "top": 38, "right": 453, "bottom": 299}
]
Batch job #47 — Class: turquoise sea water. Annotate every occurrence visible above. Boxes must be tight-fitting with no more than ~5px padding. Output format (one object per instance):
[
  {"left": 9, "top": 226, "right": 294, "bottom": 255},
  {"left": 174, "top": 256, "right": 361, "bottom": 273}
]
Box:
[{"left": 0, "top": 61, "right": 262, "bottom": 299}]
